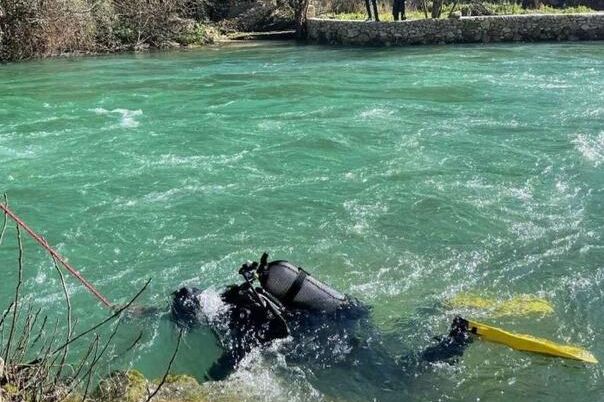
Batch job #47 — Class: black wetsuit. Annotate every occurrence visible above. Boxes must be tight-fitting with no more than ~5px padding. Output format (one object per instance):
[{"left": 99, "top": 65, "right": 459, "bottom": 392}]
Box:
[
  {"left": 172, "top": 284, "right": 473, "bottom": 384},
  {"left": 207, "top": 283, "right": 289, "bottom": 379}
]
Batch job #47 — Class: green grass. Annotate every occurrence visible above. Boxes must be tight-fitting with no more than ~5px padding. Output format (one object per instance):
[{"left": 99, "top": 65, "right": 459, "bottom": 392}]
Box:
[
  {"left": 320, "top": 10, "right": 426, "bottom": 21},
  {"left": 488, "top": 3, "right": 594, "bottom": 14},
  {"left": 321, "top": 3, "right": 595, "bottom": 21}
]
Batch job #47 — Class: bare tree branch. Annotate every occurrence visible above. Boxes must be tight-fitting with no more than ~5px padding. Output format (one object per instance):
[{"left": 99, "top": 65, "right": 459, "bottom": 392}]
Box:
[
  {"left": 51, "top": 278, "right": 151, "bottom": 357},
  {"left": 0, "top": 193, "right": 8, "bottom": 247},
  {"left": 53, "top": 256, "right": 73, "bottom": 380},
  {"left": 145, "top": 328, "right": 183, "bottom": 402},
  {"left": 4, "top": 222, "right": 24, "bottom": 363}
]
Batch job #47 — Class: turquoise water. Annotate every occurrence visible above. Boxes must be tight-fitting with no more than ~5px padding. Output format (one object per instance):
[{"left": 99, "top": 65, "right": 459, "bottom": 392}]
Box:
[{"left": 1, "top": 41, "right": 603, "bottom": 401}]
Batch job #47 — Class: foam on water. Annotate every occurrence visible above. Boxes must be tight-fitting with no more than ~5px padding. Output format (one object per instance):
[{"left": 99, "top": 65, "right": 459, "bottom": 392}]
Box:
[
  {"left": 92, "top": 107, "right": 143, "bottom": 128},
  {"left": 210, "top": 347, "right": 325, "bottom": 402},
  {"left": 197, "top": 288, "right": 228, "bottom": 323},
  {"left": 357, "top": 107, "right": 396, "bottom": 120},
  {"left": 572, "top": 132, "right": 604, "bottom": 167}
]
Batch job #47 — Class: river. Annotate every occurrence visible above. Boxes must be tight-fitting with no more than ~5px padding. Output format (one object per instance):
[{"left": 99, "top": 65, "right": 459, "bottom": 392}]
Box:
[{"left": 1, "top": 41, "right": 603, "bottom": 401}]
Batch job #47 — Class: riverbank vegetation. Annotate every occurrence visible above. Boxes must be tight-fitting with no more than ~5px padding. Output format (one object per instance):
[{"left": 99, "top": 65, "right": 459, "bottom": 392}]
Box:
[
  {"left": 0, "top": 196, "right": 186, "bottom": 401},
  {"left": 321, "top": 3, "right": 595, "bottom": 21},
  {"left": 1, "top": 0, "right": 601, "bottom": 61},
  {"left": 0, "top": 0, "right": 300, "bottom": 62}
]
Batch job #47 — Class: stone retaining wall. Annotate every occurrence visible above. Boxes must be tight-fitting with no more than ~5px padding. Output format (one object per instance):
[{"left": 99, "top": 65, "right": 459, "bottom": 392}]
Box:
[{"left": 306, "top": 13, "right": 604, "bottom": 46}]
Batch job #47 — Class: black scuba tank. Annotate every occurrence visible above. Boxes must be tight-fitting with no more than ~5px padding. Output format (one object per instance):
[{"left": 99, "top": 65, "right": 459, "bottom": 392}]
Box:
[{"left": 258, "top": 260, "right": 347, "bottom": 312}]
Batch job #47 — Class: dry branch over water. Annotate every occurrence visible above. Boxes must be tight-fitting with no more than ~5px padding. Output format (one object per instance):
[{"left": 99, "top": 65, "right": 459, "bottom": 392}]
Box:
[
  {"left": 0, "top": 198, "right": 249, "bottom": 402},
  {"left": 0, "top": 197, "right": 150, "bottom": 401}
]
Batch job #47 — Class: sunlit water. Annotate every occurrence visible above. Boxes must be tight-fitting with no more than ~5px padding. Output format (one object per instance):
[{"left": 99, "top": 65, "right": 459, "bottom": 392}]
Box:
[{"left": 1, "top": 41, "right": 603, "bottom": 401}]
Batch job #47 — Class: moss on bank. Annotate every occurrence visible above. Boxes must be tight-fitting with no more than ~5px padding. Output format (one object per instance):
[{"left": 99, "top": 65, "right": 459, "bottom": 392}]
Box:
[
  {"left": 1, "top": 367, "right": 243, "bottom": 402},
  {"left": 93, "top": 370, "right": 252, "bottom": 402},
  {"left": 94, "top": 370, "right": 149, "bottom": 402},
  {"left": 89, "top": 370, "right": 244, "bottom": 402}
]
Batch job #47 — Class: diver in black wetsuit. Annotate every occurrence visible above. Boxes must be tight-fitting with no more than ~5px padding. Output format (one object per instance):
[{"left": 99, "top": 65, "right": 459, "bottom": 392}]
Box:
[
  {"left": 365, "top": 0, "right": 380, "bottom": 21},
  {"left": 172, "top": 282, "right": 289, "bottom": 379},
  {"left": 171, "top": 253, "right": 473, "bottom": 382}
]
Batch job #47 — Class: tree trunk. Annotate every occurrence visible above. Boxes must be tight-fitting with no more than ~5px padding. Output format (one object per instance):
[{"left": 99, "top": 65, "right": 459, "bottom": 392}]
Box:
[
  {"left": 431, "top": 0, "right": 443, "bottom": 18},
  {"left": 422, "top": 0, "right": 429, "bottom": 18},
  {"left": 294, "top": 0, "right": 310, "bottom": 39}
]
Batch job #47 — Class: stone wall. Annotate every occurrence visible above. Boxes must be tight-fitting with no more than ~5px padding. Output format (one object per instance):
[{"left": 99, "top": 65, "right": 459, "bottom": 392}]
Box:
[{"left": 306, "top": 13, "right": 604, "bottom": 45}]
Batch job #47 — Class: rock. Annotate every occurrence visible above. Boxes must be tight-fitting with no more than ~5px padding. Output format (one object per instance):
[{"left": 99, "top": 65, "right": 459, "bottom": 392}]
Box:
[
  {"left": 150, "top": 374, "right": 210, "bottom": 402},
  {"left": 94, "top": 370, "right": 148, "bottom": 402},
  {"left": 225, "top": 0, "right": 295, "bottom": 32},
  {"left": 93, "top": 370, "right": 242, "bottom": 402},
  {"left": 134, "top": 42, "right": 150, "bottom": 51},
  {"left": 161, "top": 41, "right": 182, "bottom": 49},
  {"left": 449, "top": 11, "right": 462, "bottom": 19}
]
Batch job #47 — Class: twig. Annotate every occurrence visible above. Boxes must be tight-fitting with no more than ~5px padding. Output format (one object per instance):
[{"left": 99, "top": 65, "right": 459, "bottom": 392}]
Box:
[
  {"left": 69, "top": 335, "right": 100, "bottom": 387},
  {"left": 0, "top": 193, "right": 8, "bottom": 247},
  {"left": 22, "top": 318, "right": 60, "bottom": 393},
  {"left": 30, "top": 315, "right": 48, "bottom": 347},
  {"left": 51, "top": 278, "right": 151, "bottom": 356},
  {"left": 123, "top": 330, "right": 144, "bottom": 354},
  {"left": 63, "top": 335, "right": 99, "bottom": 401},
  {"left": 12, "top": 305, "right": 41, "bottom": 363},
  {"left": 145, "top": 329, "right": 183, "bottom": 402},
  {"left": 4, "top": 222, "right": 24, "bottom": 363},
  {"left": 53, "top": 256, "right": 73, "bottom": 380},
  {"left": 0, "top": 301, "right": 15, "bottom": 329},
  {"left": 80, "top": 320, "right": 123, "bottom": 401}
]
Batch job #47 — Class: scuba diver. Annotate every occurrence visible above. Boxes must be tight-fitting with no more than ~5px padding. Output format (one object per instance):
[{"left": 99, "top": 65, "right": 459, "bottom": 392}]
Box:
[
  {"left": 364, "top": 0, "right": 380, "bottom": 21},
  {"left": 171, "top": 253, "right": 473, "bottom": 383}
]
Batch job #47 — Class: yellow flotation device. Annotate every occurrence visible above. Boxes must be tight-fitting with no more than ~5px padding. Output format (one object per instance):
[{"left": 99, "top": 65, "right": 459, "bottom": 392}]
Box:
[
  {"left": 467, "top": 319, "right": 598, "bottom": 364},
  {"left": 448, "top": 293, "right": 554, "bottom": 317}
]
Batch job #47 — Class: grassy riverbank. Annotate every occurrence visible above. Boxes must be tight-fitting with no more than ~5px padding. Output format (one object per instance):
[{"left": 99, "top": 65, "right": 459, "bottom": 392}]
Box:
[{"left": 320, "top": 3, "right": 595, "bottom": 20}]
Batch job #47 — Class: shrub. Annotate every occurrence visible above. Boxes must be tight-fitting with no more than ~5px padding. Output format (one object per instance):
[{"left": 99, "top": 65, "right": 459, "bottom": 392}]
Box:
[
  {"left": 0, "top": 0, "right": 298, "bottom": 61},
  {"left": 0, "top": 0, "right": 97, "bottom": 61}
]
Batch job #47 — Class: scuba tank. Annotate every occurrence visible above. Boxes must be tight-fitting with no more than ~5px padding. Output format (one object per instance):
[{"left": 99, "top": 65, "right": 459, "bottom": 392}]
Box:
[{"left": 256, "top": 254, "right": 347, "bottom": 313}]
